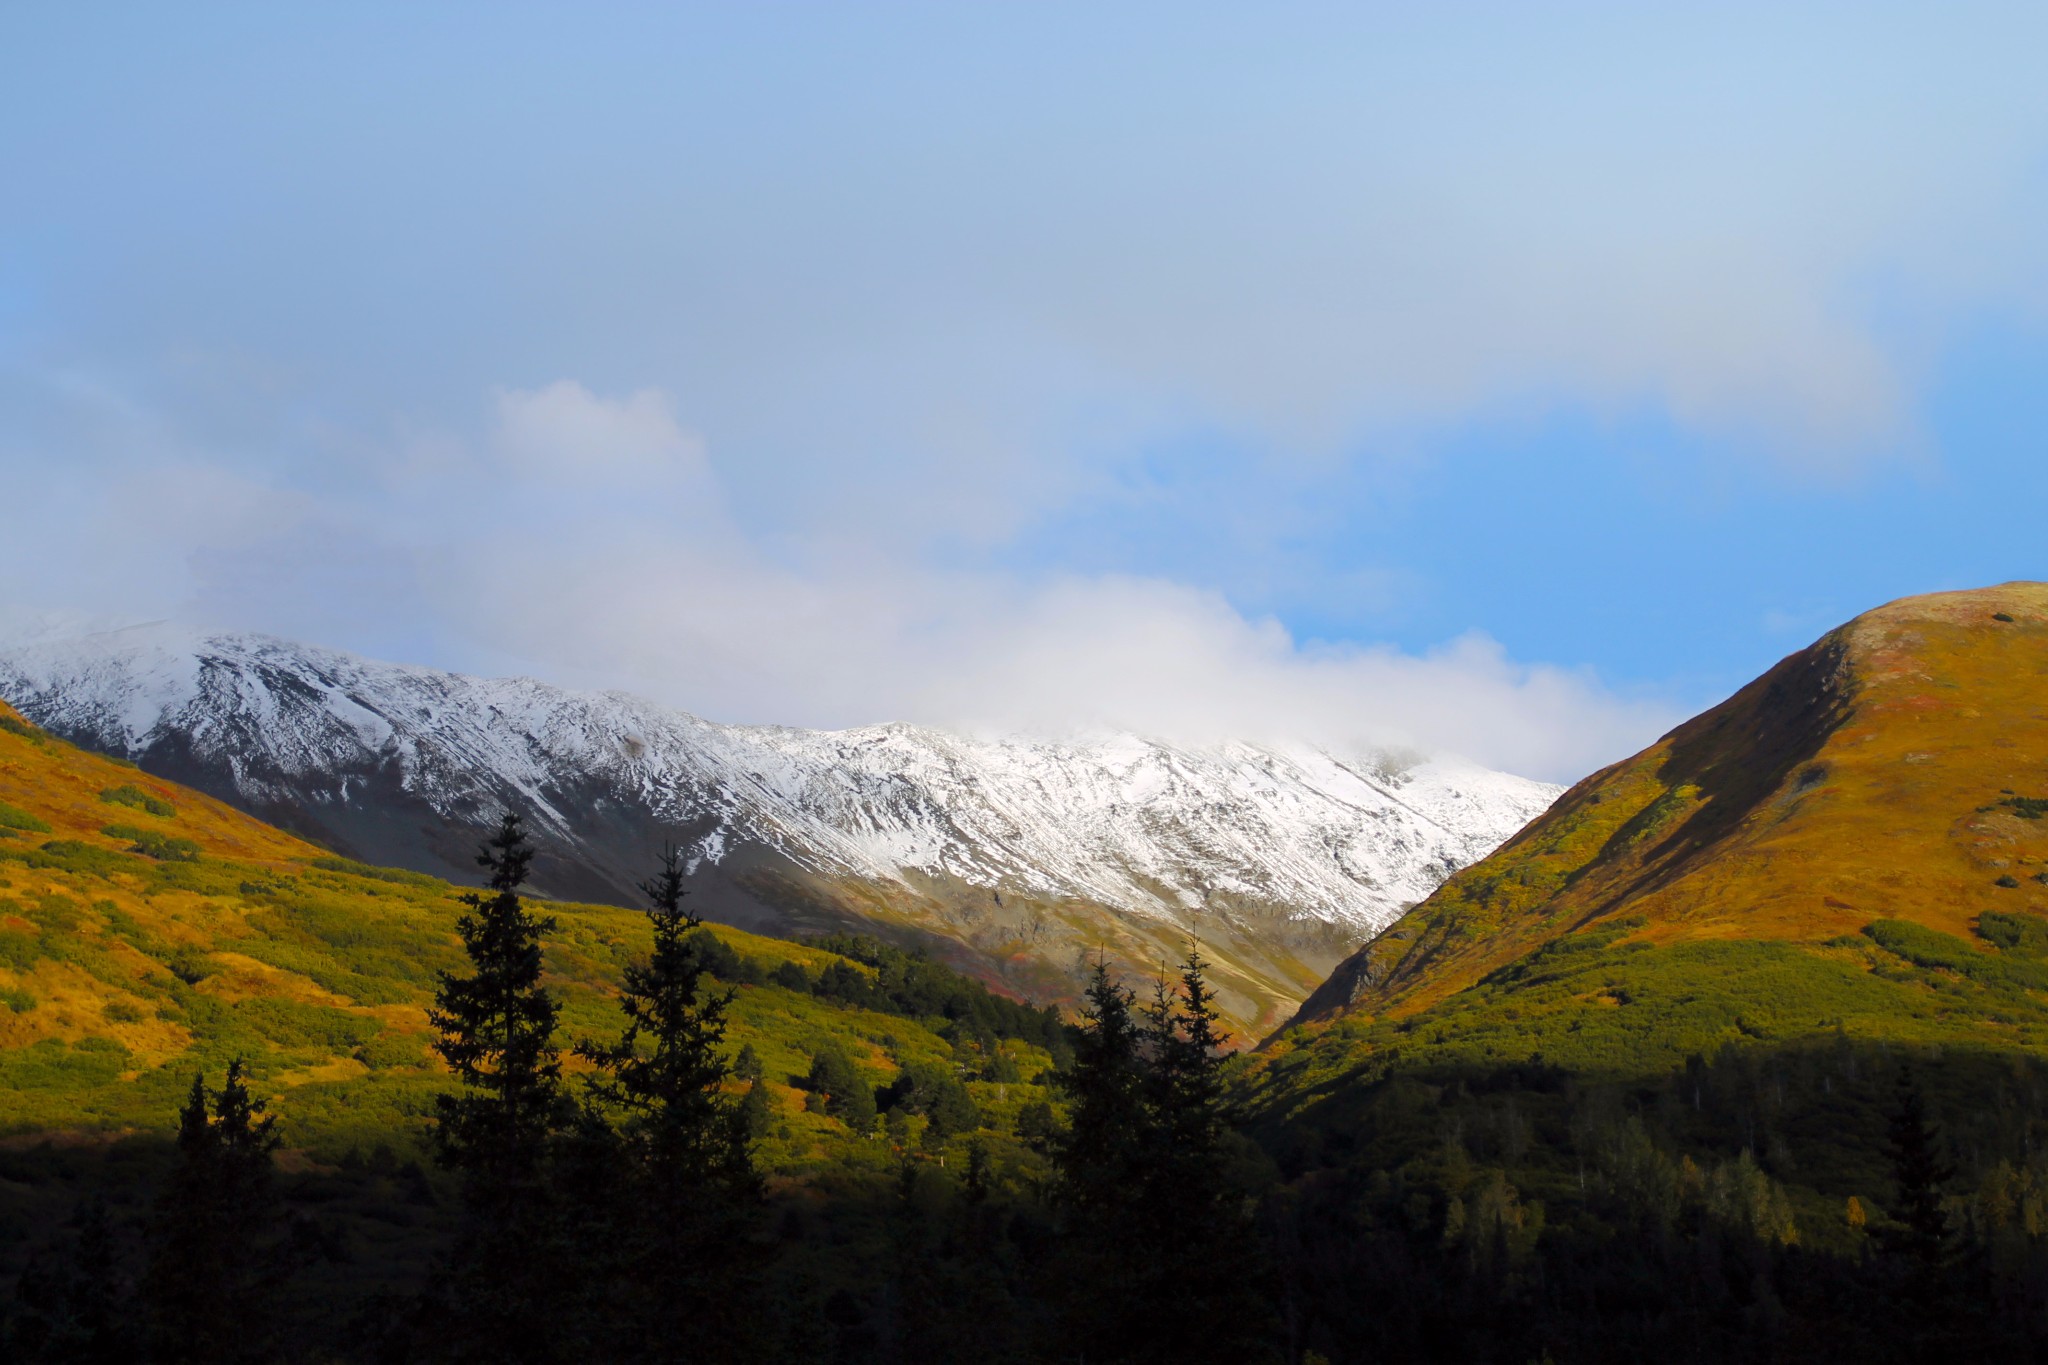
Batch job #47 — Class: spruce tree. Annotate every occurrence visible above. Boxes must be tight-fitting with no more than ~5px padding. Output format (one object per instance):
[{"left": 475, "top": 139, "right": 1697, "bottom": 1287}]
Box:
[
  {"left": 1879, "top": 1069, "right": 1954, "bottom": 1271},
  {"left": 1136, "top": 947, "right": 1273, "bottom": 1360},
  {"left": 426, "top": 812, "right": 574, "bottom": 1362},
  {"left": 143, "top": 1061, "right": 283, "bottom": 1364},
  {"left": 1055, "top": 960, "right": 1146, "bottom": 1221},
  {"left": 1051, "top": 949, "right": 1275, "bottom": 1361},
  {"left": 577, "top": 845, "right": 763, "bottom": 1362},
  {"left": 1049, "top": 959, "right": 1149, "bottom": 1356}
]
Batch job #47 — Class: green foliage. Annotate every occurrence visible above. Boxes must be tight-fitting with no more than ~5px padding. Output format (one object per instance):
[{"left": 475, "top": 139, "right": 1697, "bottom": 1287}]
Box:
[
  {"left": 876, "top": 1059, "right": 980, "bottom": 1141},
  {"left": 98, "top": 825, "right": 200, "bottom": 862},
  {"left": 0, "top": 928, "right": 38, "bottom": 972},
  {"left": 683, "top": 927, "right": 764, "bottom": 984},
  {"left": 351, "top": 1030, "right": 429, "bottom": 1071},
  {"left": 98, "top": 785, "right": 175, "bottom": 818},
  {"left": 1978, "top": 909, "right": 2048, "bottom": 954},
  {"left": 803, "top": 932, "right": 1072, "bottom": 1061},
  {"left": 0, "top": 801, "right": 52, "bottom": 834},
  {"left": 2000, "top": 795, "right": 2048, "bottom": 819},
  {"left": 803, "top": 1044, "right": 878, "bottom": 1131},
  {"left": 1865, "top": 917, "right": 2048, "bottom": 992},
  {"left": 233, "top": 997, "right": 383, "bottom": 1053},
  {"left": 307, "top": 855, "right": 441, "bottom": 888}
]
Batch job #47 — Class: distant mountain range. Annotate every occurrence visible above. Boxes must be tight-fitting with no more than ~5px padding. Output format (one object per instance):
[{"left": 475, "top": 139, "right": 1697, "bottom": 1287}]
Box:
[{"left": 0, "top": 624, "right": 1557, "bottom": 1032}]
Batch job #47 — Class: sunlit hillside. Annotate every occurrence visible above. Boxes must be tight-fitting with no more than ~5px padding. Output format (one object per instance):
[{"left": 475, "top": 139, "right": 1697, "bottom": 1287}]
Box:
[
  {"left": 1280, "top": 582, "right": 2048, "bottom": 1025},
  {"left": 0, "top": 697, "right": 1059, "bottom": 1166},
  {"left": 1243, "top": 584, "right": 2048, "bottom": 1233}
]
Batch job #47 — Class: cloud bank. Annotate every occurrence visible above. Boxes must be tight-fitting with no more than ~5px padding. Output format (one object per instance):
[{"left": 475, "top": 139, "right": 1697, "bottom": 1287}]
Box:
[{"left": 3, "top": 380, "right": 1674, "bottom": 781}]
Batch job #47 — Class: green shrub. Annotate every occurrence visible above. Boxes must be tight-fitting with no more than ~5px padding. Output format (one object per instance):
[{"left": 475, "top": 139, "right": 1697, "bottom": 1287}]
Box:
[
  {"left": 98, "top": 784, "right": 175, "bottom": 818},
  {"left": 2000, "top": 795, "right": 2048, "bottom": 820},
  {"left": 0, "top": 986, "right": 33, "bottom": 1013},
  {"left": 352, "top": 1031, "right": 430, "bottom": 1071},
  {"left": 1865, "top": 918, "right": 2048, "bottom": 992},
  {"left": 233, "top": 996, "right": 384, "bottom": 1052},
  {"left": 0, "top": 717, "right": 43, "bottom": 742},
  {"left": 0, "top": 803, "right": 51, "bottom": 835},
  {"left": 685, "top": 928, "right": 765, "bottom": 984},
  {"left": 803, "top": 1044, "right": 878, "bottom": 1130},
  {"left": 164, "top": 948, "right": 216, "bottom": 985},
  {"left": 1977, "top": 909, "right": 2048, "bottom": 955},
  {"left": 876, "top": 1058, "right": 981, "bottom": 1140},
  {"left": 308, "top": 856, "right": 442, "bottom": 889},
  {"left": 103, "top": 1001, "right": 142, "bottom": 1024},
  {"left": 0, "top": 930, "right": 38, "bottom": 972},
  {"left": 1996, "top": 874, "right": 2023, "bottom": 888},
  {"left": 100, "top": 824, "right": 200, "bottom": 862}
]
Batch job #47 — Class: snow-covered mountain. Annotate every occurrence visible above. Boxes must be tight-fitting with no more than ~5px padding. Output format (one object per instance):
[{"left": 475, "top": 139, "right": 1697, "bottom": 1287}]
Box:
[{"left": 0, "top": 624, "right": 1559, "bottom": 1028}]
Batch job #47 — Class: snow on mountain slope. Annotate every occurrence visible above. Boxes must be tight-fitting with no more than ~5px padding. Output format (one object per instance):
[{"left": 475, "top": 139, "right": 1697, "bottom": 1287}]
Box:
[{"left": 0, "top": 624, "right": 1558, "bottom": 936}]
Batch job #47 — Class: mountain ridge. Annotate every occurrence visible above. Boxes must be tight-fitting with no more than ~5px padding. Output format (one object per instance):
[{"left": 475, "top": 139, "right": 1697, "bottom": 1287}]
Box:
[
  {"left": 0, "top": 623, "right": 1558, "bottom": 1031},
  {"left": 1276, "top": 579, "right": 2048, "bottom": 1035}
]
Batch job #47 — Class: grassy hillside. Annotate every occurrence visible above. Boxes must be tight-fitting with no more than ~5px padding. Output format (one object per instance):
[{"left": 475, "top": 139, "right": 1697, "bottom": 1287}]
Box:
[
  {"left": 1277, "top": 581, "right": 2048, "bottom": 1027},
  {"left": 0, "top": 692, "right": 1062, "bottom": 1166},
  {"left": 1, "top": 695, "right": 1090, "bottom": 1353},
  {"left": 1252, "top": 583, "right": 2048, "bottom": 1127},
  {"left": 1232, "top": 586, "right": 2048, "bottom": 1361}
]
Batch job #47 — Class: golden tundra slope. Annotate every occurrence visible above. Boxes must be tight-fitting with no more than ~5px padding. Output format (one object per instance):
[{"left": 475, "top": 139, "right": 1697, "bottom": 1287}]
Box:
[
  {"left": 0, "top": 699, "right": 1059, "bottom": 1163},
  {"left": 1288, "top": 582, "right": 2048, "bottom": 1029}
]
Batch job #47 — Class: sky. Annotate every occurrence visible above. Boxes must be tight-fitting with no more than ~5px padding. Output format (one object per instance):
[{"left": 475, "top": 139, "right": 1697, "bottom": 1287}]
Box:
[{"left": 3, "top": 3, "right": 2046, "bottom": 782}]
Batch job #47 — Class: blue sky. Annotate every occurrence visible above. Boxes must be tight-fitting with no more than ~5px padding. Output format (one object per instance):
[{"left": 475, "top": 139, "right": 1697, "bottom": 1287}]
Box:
[{"left": 4, "top": 4, "right": 2046, "bottom": 779}]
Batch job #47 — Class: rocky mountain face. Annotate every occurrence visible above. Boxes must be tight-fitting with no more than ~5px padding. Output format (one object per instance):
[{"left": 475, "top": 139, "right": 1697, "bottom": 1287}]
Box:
[{"left": 0, "top": 624, "right": 1558, "bottom": 1032}]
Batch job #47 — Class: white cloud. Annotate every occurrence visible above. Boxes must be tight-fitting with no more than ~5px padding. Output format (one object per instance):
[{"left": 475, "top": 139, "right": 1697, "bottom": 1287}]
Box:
[
  {"left": 2, "top": 378, "right": 1675, "bottom": 782},
  {"left": 425, "top": 387, "right": 1675, "bottom": 781},
  {"left": 493, "top": 381, "right": 710, "bottom": 482}
]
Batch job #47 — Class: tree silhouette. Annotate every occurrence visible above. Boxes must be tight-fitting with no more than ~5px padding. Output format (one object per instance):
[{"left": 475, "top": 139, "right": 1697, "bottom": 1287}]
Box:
[
  {"left": 144, "top": 1060, "right": 283, "bottom": 1364},
  {"left": 577, "top": 845, "right": 763, "bottom": 1362},
  {"left": 1877, "top": 1068, "right": 1954, "bottom": 1272},
  {"left": 426, "top": 813, "right": 575, "bottom": 1362}
]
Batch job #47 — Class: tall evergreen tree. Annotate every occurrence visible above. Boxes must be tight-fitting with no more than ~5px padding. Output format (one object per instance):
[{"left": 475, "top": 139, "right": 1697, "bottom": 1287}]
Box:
[
  {"left": 577, "top": 845, "right": 763, "bottom": 1362},
  {"left": 1048, "top": 959, "right": 1150, "bottom": 1357},
  {"left": 1878, "top": 1069, "right": 1954, "bottom": 1271},
  {"left": 143, "top": 1060, "right": 284, "bottom": 1364},
  {"left": 1054, "top": 960, "right": 1147, "bottom": 1222},
  {"left": 1870, "top": 1067, "right": 1966, "bottom": 1350},
  {"left": 426, "top": 813, "right": 575, "bottom": 1362},
  {"left": 1135, "top": 947, "right": 1274, "bottom": 1361},
  {"left": 1049, "top": 948, "right": 1277, "bottom": 1360}
]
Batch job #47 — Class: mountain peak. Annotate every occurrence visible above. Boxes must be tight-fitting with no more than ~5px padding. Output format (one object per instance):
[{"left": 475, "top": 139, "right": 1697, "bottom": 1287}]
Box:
[{"left": 1287, "top": 580, "right": 2048, "bottom": 1030}]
